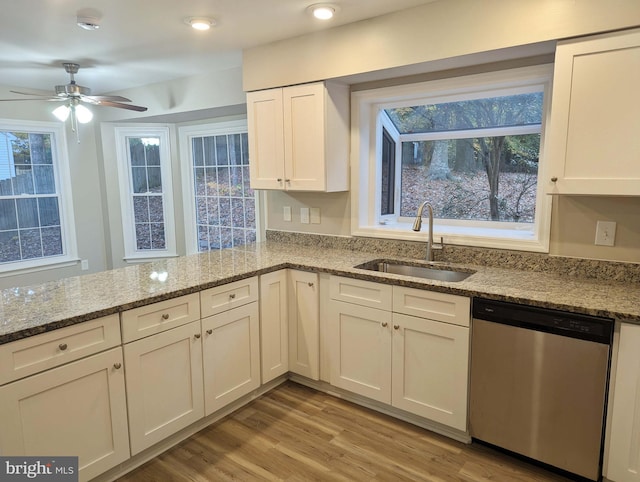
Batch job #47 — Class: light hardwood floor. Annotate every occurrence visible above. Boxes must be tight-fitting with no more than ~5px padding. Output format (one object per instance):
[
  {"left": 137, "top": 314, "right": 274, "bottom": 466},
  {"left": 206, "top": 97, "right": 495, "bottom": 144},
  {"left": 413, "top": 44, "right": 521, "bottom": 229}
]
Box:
[{"left": 117, "top": 381, "right": 572, "bottom": 481}]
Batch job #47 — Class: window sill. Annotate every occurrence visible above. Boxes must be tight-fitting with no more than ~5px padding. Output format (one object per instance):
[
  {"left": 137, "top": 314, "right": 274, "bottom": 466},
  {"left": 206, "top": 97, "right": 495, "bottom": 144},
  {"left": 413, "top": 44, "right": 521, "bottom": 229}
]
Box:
[
  {"left": 123, "top": 253, "right": 179, "bottom": 264},
  {"left": 353, "top": 222, "right": 549, "bottom": 253},
  {"left": 0, "top": 257, "right": 81, "bottom": 278}
]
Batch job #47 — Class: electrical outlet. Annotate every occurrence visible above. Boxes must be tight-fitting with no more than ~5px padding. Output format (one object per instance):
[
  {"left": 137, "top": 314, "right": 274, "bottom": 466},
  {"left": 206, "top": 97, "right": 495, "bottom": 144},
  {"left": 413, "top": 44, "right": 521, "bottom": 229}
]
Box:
[
  {"left": 595, "top": 221, "right": 616, "bottom": 246},
  {"left": 300, "top": 207, "right": 310, "bottom": 224},
  {"left": 81, "top": 259, "right": 89, "bottom": 271},
  {"left": 283, "top": 206, "right": 292, "bottom": 222},
  {"left": 310, "top": 207, "right": 321, "bottom": 224}
]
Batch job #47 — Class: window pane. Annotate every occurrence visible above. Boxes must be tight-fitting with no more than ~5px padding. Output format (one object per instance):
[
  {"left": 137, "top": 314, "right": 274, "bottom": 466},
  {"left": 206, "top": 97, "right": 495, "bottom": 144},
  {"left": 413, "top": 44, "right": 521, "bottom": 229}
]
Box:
[
  {"left": 131, "top": 167, "right": 148, "bottom": 193},
  {"left": 229, "top": 167, "right": 243, "bottom": 196},
  {"left": 203, "top": 136, "right": 216, "bottom": 166},
  {"left": 34, "top": 165, "right": 55, "bottom": 194},
  {"left": 150, "top": 223, "right": 165, "bottom": 249},
  {"left": 205, "top": 168, "right": 218, "bottom": 196},
  {"left": 381, "top": 128, "right": 396, "bottom": 216},
  {"left": 38, "top": 197, "right": 60, "bottom": 227},
  {"left": 16, "top": 198, "right": 39, "bottom": 228},
  {"left": 220, "top": 227, "right": 233, "bottom": 249},
  {"left": 229, "top": 134, "right": 242, "bottom": 165},
  {"left": 241, "top": 133, "right": 249, "bottom": 165},
  {"left": 133, "top": 196, "right": 150, "bottom": 223},
  {"left": 192, "top": 138, "right": 204, "bottom": 167},
  {"left": 42, "top": 227, "right": 63, "bottom": 256},
  {"left": 385, "top": 92, "right": 543, "bottom": 134},
  {"left": 399, "top": 134, "right": 540, "bottom": 223},
  {"left": 147, "top": 167, "right": 162, "bottom": 193},
  {"left": 29, "top": 133, "right": 51, "bottom": 164},
  {"left": 13, "top": 165, "right": 34, "bottom": 195},
  {"left": 0, "top": 199, "right": 17, "bottom": 230},
  {"left": 215, "top": 136, "right": 228, "bottom": 165},
  {"left": 207, "top": 198, "right": 219, "bottom": 225},
  {"left": 135, "top": 224, "right": 151, "bottom": 250},
  {"left": 0, "top": 230, "right": 20, "bottom": 262},
  {"left": 148, "top": 196, "right": 164, "bottom": 223},
  {"left": 233, "top": 228, "right": 245, "bottom": 246},
  {"left": 128, "top": 138, "right": 146, "bottom": 166},
  {"left": 145, "top": 141, "right": 160, "bottom": 166},
  {"left": 20, "top": 228, "right": 42, "bottom": 259},
  {"left": 231, "top": 199, "right": 245, "bottom": 228}
]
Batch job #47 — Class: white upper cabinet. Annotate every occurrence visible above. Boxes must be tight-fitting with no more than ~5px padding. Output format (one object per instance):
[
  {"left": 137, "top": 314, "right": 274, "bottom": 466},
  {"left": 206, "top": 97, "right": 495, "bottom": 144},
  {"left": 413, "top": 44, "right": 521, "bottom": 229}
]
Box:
[
  {"left": 545, "top": 28, "right": 640, "bottom": 195},
  {"left": 247, "top": 81, "right": 349, "bottom": 192}
]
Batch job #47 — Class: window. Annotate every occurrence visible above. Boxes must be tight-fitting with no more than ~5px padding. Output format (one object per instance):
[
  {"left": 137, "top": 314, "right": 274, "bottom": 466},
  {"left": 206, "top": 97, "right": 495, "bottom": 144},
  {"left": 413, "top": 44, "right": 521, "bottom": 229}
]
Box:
[
  {"left": 179, "top": 120, "right": 259, "bottom": 254},
  {"left": 115, "top": 127, "right": 176, "bottom": 260},
  {"left": 0, "top": 120, "right": 77, "bottom": 274},
  {"left": 352, "top": 65, "right": 553, "bottom": 252}
]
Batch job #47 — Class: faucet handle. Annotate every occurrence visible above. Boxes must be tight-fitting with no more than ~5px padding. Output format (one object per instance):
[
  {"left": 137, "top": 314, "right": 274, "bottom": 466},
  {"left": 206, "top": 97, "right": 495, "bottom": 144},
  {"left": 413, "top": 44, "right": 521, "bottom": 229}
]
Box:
[{"left": 432, "top": 236, "right": 445, "bottom": 250}]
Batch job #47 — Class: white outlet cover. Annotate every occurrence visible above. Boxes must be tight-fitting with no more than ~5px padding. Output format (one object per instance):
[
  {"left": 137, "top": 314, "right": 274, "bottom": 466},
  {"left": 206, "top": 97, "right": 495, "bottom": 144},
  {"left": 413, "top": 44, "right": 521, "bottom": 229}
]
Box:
[
  {"left": 595, "top": 220, "right": 616, "bottom": 246},
  {"left": 283, "top": 206, "right": 292, "bottom": 222},
  {"left": 300, "top": 207, "right": 310, "bottom": 224},
  {"left": 310, "top": 207, "right": 321, "bottom": 224}
]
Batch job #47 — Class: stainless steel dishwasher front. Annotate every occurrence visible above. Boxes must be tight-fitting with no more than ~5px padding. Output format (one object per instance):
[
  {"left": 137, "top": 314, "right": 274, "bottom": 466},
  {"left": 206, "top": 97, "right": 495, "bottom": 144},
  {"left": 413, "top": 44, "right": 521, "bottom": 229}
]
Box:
[{"left": 469, "top": 297, "right": 613, "bottom": 481}]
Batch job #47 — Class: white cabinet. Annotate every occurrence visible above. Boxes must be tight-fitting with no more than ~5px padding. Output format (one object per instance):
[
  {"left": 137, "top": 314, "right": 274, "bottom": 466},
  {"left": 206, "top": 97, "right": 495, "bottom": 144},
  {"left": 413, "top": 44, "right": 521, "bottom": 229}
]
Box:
[
  {"left": 328, "top": 276, "right": 470, "bottom": 431},
  {"left": 606, "top": 322, "right": 640, "bottom": 482},
  {"left": 546, "top": 28, "right": 640, "bottom": 195},
  {"left": 288, "top": 270, "right": 320, "bottom": 380},
  {"left": 123, "top": 320, "right": 204, "bottom": 455},
  {"left": 0, "top": 347, "right": 130, "bottom": 482},
  {"left": 260, "top": 270, "right": 289, "bottom": 383},
  {"left": 201, "top": 276, "right": 261, "bottom": 415},
  {"left": 247, "top": 81, "right": 349, "bottom": 192}
]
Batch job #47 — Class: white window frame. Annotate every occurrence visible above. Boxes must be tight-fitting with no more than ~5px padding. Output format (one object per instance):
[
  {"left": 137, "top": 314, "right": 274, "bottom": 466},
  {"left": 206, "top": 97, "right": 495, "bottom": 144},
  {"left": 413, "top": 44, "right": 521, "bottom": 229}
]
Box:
[
  {"left": 351, "top": 64, "right": 554, "bottom": 252},
  {"left": 0, "top": 119, "right": 78, "bottom": 276},
  {"left": 114, "top": 126, "right": 177, "bottom": 261},
  {"left": 178, "top": 119, "right": 263, "bottom": 255}
]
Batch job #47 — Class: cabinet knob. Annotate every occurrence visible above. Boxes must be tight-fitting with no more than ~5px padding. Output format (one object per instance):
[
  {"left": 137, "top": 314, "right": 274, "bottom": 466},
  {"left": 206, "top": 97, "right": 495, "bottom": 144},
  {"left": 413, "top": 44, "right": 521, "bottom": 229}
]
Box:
[
  {"left": 113, "top": 362, "right": 122, "bottom": 370},
  {"left": 551, "top": 177, "right": 558, "bottom": 183},
  {"left": 308, "top": 282, "right": 314, "bottom": 287},
  {"left": 277, "top": 178, "right": 283, "bottom": 182},
  {"left": 393, "top": 324, "right": 400, "bottom": 330},
  {"left": 161, "top": 313, "right": 170, "bottom": 320},
  {"left": 381, "top": 322, "right": 388, "bottom": 327},
  {"left": 206, "top": 329, "right": 213, "bottom": 335},
  {"left": 59, "top": 343, "right": 68, "bottom": 351},
  {"left": 194, "top": 333, "right": 201, "bottom": 339},
  {"left": 285, "top": 179, "right": 291, "bottom": 183},
  {"left": 229, "top": 293, "right": 236, "bottom": 300}
]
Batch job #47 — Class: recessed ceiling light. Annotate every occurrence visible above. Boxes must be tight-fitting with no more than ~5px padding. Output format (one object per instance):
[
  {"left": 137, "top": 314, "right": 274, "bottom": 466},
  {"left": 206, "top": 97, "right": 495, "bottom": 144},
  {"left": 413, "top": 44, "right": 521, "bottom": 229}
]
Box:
[
  {"left": 76, "top": 14, "right": 100, "bottom": 30},
  {"left": 184, "top": 17, "right": 216, "bottom": 31},
  {"left": 307, "top": 4, "right": 339, "bottom": 20}
]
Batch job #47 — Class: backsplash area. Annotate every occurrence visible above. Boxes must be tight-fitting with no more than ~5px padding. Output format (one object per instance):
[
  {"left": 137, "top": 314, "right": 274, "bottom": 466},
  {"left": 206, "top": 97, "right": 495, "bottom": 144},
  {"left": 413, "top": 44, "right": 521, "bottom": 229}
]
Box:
[{"left": 266, "top": 230, "right": 640, "bottom": 284}]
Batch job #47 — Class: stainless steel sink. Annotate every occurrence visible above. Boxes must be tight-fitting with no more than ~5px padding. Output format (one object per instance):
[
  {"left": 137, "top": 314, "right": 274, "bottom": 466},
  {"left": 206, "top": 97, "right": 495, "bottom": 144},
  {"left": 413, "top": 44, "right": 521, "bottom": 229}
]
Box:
[{"left": 354, "top": 259, "right": 475, "bottom": 282}]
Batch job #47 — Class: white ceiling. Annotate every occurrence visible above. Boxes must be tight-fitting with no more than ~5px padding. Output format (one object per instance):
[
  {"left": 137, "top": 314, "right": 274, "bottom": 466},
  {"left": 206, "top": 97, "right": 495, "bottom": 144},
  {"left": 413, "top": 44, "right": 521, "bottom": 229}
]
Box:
[{"left": 1, "top": 0, "right": 436, "bottom": 95}]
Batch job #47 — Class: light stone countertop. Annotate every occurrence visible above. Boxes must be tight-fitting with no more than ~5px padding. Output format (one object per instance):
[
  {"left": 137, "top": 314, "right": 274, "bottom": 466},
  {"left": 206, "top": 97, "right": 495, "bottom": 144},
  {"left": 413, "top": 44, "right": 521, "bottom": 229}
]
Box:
[{"left": 1, "top": 241, "right": 639, "bottom": 345}]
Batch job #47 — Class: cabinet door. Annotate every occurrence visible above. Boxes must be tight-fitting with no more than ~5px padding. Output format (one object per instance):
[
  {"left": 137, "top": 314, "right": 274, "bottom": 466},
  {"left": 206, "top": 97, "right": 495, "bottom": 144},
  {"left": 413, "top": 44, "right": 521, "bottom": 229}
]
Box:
[
  {"left": 391, "top": 313, "right": 469, "bottom": 431},
  {"left": 247, "top": 88, "right": 286, "bottom": 189},
  {"left": 606, "top": 322, "right": 640, "bottom": 482},
  {"left": 328, "top": 300, "right": 391, "bottom": 403},
  {"left": 283, "top": 82, "right": 327, "bottom": 191},
  {"left": 260, "top": 270, "right": 288, "bottom": 383},
  {"left": 202, "top": 302, "right": 260, "bottom": 415},
  {"left": 546, "top": 28, "right": 640, "bottom": 195},
  {"left": 289, "top": 270, "right": 319, "bottom": 380},
  {"left": 124, "top": 321, "right": 204, "bottom": 455},
  {"left": 0, "top": 347, "right": 129, "bottom": 482}
]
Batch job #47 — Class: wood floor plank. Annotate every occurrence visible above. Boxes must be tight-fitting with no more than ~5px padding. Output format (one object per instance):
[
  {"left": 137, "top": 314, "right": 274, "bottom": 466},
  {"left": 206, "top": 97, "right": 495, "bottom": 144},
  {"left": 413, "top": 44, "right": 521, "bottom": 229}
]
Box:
[{"left": 117, "top": 382, "right": 573, "bottom": 482}]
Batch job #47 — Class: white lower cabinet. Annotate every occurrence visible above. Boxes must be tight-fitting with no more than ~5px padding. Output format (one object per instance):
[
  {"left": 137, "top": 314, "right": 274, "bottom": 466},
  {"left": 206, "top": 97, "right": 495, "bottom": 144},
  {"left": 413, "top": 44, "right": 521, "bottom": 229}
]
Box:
[
  {"left": 606, "top": 322, "right": 640, "bottom": 482},
  {"left": 328, "top": 276, "right": 470, "bottom": 431},
  {"left": 0, "top": 347, "right": 130, "bottom": 481},
  {"left": 288, "top": 270, "right": 320, "bottom": 380},
  {"left": 124, "top": 321, "right": 204, "bottom": 455},
  {"left": 260, "top": 270, "right": 289, "bottom": 383},
  {"left": 202, "top": 302, "right": 261, "bottom": 415}
]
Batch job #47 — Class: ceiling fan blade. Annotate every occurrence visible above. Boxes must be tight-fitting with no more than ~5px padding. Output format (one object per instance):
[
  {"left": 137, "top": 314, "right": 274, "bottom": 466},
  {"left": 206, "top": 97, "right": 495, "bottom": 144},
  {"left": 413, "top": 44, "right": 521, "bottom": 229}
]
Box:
[
  {"left": 95, "top": 100, "right": 148, "bottom": 112},
  {"left": 0, "top": 97, "right": 66, "bottom": 102},
  {"left": 83, "top": 95, "right": 133, "bottom": 103},
  {"left": 10, "top": 89, "right": 55, "bottom": 96}
]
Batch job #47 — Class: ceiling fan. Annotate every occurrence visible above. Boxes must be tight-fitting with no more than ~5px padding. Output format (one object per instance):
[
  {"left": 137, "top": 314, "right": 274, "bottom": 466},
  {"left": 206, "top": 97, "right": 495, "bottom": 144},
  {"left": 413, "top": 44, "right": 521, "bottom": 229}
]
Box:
[{"left": 0, "top": 62, "right": 147, "bottom": 113}]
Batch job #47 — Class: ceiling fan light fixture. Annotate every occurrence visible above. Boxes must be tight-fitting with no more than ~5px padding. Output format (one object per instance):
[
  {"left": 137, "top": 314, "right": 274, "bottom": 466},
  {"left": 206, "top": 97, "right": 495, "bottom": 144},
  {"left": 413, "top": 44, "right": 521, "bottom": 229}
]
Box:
[
  {"left": 76, "top": 15, "right": 100, "bottom": 30},
  {"left": 75, "top": 104, "right": 93, "bottom": 124},
  {"left": 307, "top": 4, "right": 339, "bottom": 20},
  {"left": 52, "top": 105, "right": 71, "bottom": 122},
  {"left": 185, "top": 17, "right": 216, "bottom": 31}
]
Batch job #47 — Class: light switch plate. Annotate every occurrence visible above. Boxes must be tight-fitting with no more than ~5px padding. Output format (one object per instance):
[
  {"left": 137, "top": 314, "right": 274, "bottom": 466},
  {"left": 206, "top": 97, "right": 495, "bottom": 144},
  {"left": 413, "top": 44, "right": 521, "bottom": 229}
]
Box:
[
  {"left": 300, "top": 207, "right": 310, "bottom": 224},
  {"left": 595, "top": 220, "right": 616, "bottom": 246},
  {"left": 283, "top": 206, "right": 292, "bottom": 222},
  {"left": 81, "top": 259, "right": 89, "bottom": 270}
]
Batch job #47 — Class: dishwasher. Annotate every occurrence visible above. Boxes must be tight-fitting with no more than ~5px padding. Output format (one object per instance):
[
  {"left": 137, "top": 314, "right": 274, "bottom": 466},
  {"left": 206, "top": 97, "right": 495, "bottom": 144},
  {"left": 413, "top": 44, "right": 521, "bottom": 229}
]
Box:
[{"left": 469, "top": 297, "right": 613, "bottom": 481}]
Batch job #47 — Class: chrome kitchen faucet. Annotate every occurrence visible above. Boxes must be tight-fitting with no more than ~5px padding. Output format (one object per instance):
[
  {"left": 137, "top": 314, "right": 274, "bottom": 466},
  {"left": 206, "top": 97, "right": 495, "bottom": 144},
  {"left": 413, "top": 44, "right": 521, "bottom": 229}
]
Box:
[{"left": 412, "top": 201, "right": 444, "bottom": 262}]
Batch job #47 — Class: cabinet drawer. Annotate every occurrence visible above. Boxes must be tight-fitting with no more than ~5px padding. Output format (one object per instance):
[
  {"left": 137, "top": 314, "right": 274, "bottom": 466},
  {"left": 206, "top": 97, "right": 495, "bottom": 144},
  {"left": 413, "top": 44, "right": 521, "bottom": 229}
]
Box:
[
  {"left": 200, "top": 277, "right": 258, "bottom": 318},
  {"left": 329, "top": 276, "right": 392, "bottom": 310},
  {"left": 121, "top": 293, "right": 200, "bottom": 343},
  {"left": 393, "top": 287, "right": 470, "bottom": 327},
  {"left": 0, "top": 314, "right": 121, "bottom": 385}
]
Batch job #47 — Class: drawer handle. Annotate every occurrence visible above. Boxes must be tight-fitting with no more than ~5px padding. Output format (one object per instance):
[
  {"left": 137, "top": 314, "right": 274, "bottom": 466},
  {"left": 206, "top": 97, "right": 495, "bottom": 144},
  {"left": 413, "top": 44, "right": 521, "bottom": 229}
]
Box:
[
  {"left": 161, "top": 313, "right": 170, "bottom": 320},
  {"left": 381, "top": 322, "right": 388, "bottom": 327},
  {"left": 229, "top": 293, "right": 236, "bottom": 300},
  {"left": 194, "top": 333, "right": 201, "bottom": 339},
  {"left": 393, "top": 324, "right": 400, "bottom": 330},
  {"left": 206, "top": 329, "right": 213, "bottom": 335},
  {"left": 113, "top": 362, "right": 122, "bottom": 370},
  {"left": 59, "top": 343, "right": 68, "bottom": 351}
]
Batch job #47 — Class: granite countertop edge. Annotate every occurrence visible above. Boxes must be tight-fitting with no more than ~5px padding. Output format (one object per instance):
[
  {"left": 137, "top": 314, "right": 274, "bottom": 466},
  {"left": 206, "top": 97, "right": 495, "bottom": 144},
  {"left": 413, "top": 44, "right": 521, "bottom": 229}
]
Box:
[{"left": 1, "top": 242, "right": 638, "bottom": 345}]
